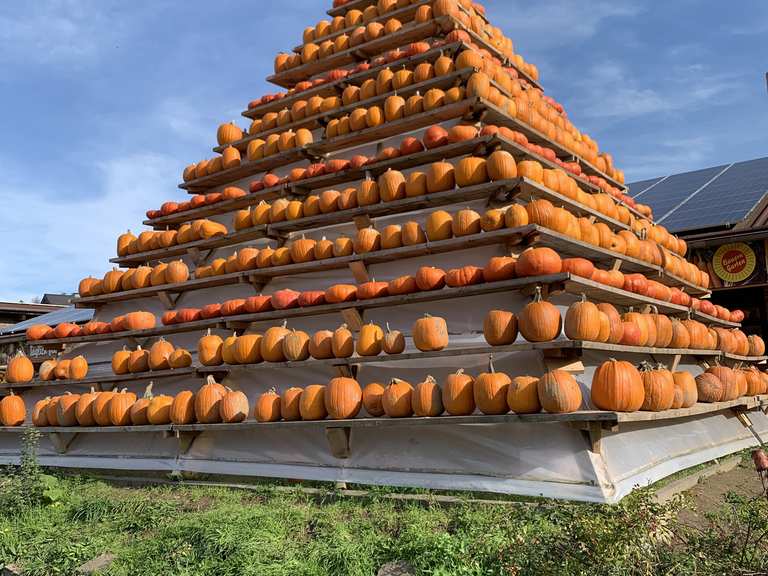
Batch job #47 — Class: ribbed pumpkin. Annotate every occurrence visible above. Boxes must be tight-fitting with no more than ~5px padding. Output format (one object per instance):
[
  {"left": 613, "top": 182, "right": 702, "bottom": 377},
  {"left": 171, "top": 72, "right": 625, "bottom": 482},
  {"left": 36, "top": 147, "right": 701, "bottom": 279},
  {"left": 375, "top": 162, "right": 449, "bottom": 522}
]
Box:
[
  {"left": 233, "top": 333, "right": 262, "bottom": 364},
  {"left": 412, "top": 314, "right": 449, "bottom": 351},
  {"left": 382, "top": 378, "right": 413, "bottom": 418},
  {"left": 283, "top": 329, "right": 310, "bottom": 362},
  {"left": 255, "top": 389, "right": 281, "bottom": 422},
  {"left": 39, "top": 360, "right": 57, "bottom": 381},
  {"left": 383, "top": 323, "right": 405, "bottom": 355},
  {"left": 486, "top": 150, "right": 517, "bottom": 181},
  {"left": 108, "top": 389, "right": 137, "bottom": 426},
  {"left": 483, "top": 310, "right": 518, "bottom": 346},
  {"left": 299, "top": 384, "right": 327, "bottom": 420},
  {"left": 564, "top": 295, "right": 601, "bottom": 342},
  {"left": 0, "top": 391, "right": 26, "bottom": 426},
  {"left": 6, "top": 350, "right": 33, "bottom": 383},
  {"left": 516, "top": 247, "right": 562, "bottom": 277},
  {"left": 506, "top": 376, "right": 541, "bottom": 414},
  {"left": 32, "top": 398, "right": 50, "bottom": 427},
  {"left": 112, "top": 346, "right": 131, "bottom": 375},
  {"left": 378, "top": 169, "right": 406, "bottom": 202},
  {"left": 672, "top": 371, "right": 698, "bottom": 408},
  {"left": 362, "top": 383, "right": 386, "bottom": 416},
  {"left": 325, "top": 377, "right": 362, "bottom": 419},
  {"left": 149, "top": 338, "right": 175, "bottom": 371},
  {"left": 75, "top": 387, "right": 98, "bottom": 426},
  {"left": 220, "top": 388, "right": 249, "bottom": 423},
  {"left": 127, "top": 346, "right": 149, "bottom": 373},
  {"left": 452, "top": 207, "right": 482, "bottom": 237},
  {"left": 696, "top": 372, "right": 724, "bottom": 403},
  {"left": 194, "top": 376, "right": 225, "bottom": 423},
  {"left": 707, "top": 365, "right": 739, "bottom": 401},
  {"left": 280, "top": 387, "right": 303, "bottom": 421},
  {"left": 53, "top": 392, "right": 79, "bottom": 427},
  {"left": 68, "top": 355, "right": 89, "bottom": 380},
  {"left": 356, "top": 322, "right": 384, "bottom": 357},
  {"left": 591, "top": 360, "right": 644, "bottom": 412},
  {"left": 129, "top": 383, "right": 155, "bottom": 425},
  {"left": 455, "top": 157, "right": 488, "bottom": 187},
  {"left": 474, "top": 357, "right": 511, "bottom": 415},
  {"left": 639, "top": 363, "right": 675, "bottom": 411},
  {"left": 425, "top": 210, "right": 454, "bottom": 241},
  {"left": 519, "top": 287, "right": 562, "bottom": 342},
  {"left": 170, "top": 390, "right": 196, "bottom": 424},
  {"left": 426, "top": 161, "right": 455, "bottom": 194},
  {"left": 92, "top": 389, "right": 117, "bottom": 426},
  {"left": 169, "top": 348, "right": 193, "bottom": 369},
  {"left": 412, "top": 376, "right": 443, "bottom": 417},
  {"left": 261, "top": 322, "right": 290, "bottom": 362},
  {"left": 147, "top": 393, "right": 174, "bottom": 425},
  {"left": 332, "top": 324, "right": 354, "bottom": 358},
  {"left": 538, "top": 370, "right": 583, "bottom": 414}
]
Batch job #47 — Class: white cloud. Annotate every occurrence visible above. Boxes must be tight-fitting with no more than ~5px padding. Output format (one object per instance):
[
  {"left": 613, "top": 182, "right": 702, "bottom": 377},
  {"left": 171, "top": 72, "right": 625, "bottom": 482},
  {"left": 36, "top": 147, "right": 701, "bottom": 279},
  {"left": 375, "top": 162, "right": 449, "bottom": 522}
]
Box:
[
  {"left": 0, "top": 152, "right": 178, "bottom": 302},
  {"left": 575, "top": 61, "right": 738, "bottom": 121},
  {"left": 623, "top": 136, "right": 715, "bottom": 182},
  {"left": 488, "top": 0, "right": 643, "bottom": 50}
]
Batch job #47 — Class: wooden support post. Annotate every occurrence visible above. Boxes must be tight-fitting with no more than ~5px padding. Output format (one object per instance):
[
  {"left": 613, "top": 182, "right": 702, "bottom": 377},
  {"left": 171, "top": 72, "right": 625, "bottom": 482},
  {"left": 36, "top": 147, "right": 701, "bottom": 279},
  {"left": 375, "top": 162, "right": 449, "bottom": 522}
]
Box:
[
  {"left": 341, "top": 308, "right": 364, "bottom": 331},
  {"left": 325, "top": 426, "right": 351, "bottom": 459},
  {"left": 611, "top": 259, "right": 623, "bottom": 271},
  {"left": 587, "top": 422, "right": 603, "bottom": 455},
  {"left": 49, "top": 432, "right": 78, "bottom": 454},
  {"left": 348, "top": 261, "right": 370, "bottom": 283},
  {"left": 157, "top": 291, "right": 179, "bottom": 310},
  {"left": 171, "top": 430, "right": 199, "bottom": 455},
  {"left": 670, "top": 354, "right": 681, "bottom": 372},
  {"left": 187, "top": 247, "right": 214, "bottom": 266},
  {"left": 335, "top": 364, "right": 357, "bottom": 379},
  {"left": 353, "top": 215, "right": 372, "bottom": 230}
]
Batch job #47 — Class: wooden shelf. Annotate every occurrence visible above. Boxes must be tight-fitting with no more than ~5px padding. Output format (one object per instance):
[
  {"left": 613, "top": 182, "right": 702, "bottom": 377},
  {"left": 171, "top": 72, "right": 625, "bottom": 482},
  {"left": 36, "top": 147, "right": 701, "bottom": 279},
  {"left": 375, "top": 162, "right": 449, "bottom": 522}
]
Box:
[
  {"left": 244, "top": 41, "right": 466, "bottom": 119},
  {"left": 218, "top": 68, "right": 476, "bottom": 154},
  {"left": 0, "top": 367, "right": 196, "bottom": 391},
  {"left": 154, "top": 133, "right": 613, "bottom": 230},
  {"left": 4, "top": 397, "right": 765, "bottom": 436},
  {"left": 293, "top": 0, "right": 431, "bottom": 55},
  {"left": 179, "top": 146, "right": 310, "bottom": 193},
  {"left": 268, "top": 18, "right": 444, "bottom": 88},
  {"left": 479, "top": 100, "right": 626, "bottom": 191},
  {"left": 125, "top": 178, "right": 631, "bottom": 267},
  {"left": 101, "top": 224, "right": 707, "bottom": 309}
]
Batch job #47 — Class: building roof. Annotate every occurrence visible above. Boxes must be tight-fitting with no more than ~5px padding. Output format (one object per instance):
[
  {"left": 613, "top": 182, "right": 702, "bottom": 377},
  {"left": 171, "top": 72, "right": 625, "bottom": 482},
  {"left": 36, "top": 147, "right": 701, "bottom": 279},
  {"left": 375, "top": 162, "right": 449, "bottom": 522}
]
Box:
[
  {"left": 0, "top": 301, "right": 65, "bottom": 314},
  {"left": 0, "top": 306, "right": 93, "bottom": 336},
  {"left": 41, "top": 293, "right": 75, "bottom": 305},
  {"left": 628, "top": 156, "right": 768, "bottom": 234}
]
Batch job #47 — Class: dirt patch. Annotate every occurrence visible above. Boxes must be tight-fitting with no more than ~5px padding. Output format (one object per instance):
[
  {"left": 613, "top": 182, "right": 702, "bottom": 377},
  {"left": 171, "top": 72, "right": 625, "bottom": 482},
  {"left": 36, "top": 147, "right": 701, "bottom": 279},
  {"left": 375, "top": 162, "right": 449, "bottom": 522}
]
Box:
[{"left": 679, "top": 460, "right": 767, "bottom": 529}]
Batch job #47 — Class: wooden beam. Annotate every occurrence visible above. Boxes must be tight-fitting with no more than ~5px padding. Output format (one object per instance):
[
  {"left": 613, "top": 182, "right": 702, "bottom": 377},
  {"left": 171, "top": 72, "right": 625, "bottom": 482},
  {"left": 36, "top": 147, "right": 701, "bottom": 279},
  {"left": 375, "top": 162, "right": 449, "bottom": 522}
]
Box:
[
  {"left": 325, "top": 427, "right": 351, "bottom": 459},
  {"left": 341, "top": 308, "right": 365, "bottom": 331},
  {"left": 48, "top": 432, "right": 77, "bottom": 454}
]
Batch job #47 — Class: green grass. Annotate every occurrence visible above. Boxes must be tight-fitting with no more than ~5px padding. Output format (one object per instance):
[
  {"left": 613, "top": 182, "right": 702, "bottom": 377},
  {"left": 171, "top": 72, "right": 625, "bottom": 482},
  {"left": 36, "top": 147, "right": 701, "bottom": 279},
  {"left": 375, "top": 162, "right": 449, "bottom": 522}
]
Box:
[{"left": 0, "top": 432, "right": 766, "bottom": 575}]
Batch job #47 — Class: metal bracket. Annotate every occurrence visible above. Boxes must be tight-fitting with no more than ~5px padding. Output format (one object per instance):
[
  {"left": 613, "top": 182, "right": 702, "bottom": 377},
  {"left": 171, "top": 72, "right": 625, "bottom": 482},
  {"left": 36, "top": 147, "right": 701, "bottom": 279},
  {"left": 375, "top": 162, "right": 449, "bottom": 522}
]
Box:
[
  {"left": 49, "top": 432, "right": 78, "bottom": 454},
  {"left": 325, "top": 426, "right": 351, "bottom": 459}
]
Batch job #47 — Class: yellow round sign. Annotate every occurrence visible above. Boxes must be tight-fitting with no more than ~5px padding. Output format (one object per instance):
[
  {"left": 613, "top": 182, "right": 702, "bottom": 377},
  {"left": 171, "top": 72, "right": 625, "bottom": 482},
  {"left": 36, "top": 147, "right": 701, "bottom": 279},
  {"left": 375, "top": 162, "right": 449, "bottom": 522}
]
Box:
[{"left": 712, "top": 242, "right": 756, "bottom": 283}]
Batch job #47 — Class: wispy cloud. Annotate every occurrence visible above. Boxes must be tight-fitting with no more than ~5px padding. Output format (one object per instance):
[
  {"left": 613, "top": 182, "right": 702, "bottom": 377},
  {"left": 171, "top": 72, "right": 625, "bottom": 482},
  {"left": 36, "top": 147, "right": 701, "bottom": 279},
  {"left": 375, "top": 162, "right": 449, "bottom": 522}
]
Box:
[
  {"left": 489, "top": 0, "right": 643, "bottom": 51},
  {"left": 575, "top": 60, "right": 740, "bottom": 121},
  {"left": 623, "top": 136, "right": 716, "bottom": 182},
  {"left": 0, "top": 152, "right": 177, "bottom": 301}
]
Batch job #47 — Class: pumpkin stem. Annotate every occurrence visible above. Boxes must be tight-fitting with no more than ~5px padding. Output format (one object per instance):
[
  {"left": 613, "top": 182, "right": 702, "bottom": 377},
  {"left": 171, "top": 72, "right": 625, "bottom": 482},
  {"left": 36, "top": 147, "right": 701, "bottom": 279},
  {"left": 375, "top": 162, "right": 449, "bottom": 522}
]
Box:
[
  {"left": 487, "top": 354, "right": 495, "bottom": 373},
  {"left": 455, "top": 368, "right": 465, "bottom": 376},
  {"left": 281, "top": 320, "right": 287, "bottom": 328},
  {"left": 144, "top": 382, "right": 154, "bottom": 399},
  {"left": 532, "top": 286, "right": 542, "bottom": 302},
  {"left": 89, "top": 386, "right": 95, "bottom": 394},
  {"left": 206, "top": 375, "right": 217, "bottom": 385},
  {"left": 386, "top": 322, "right": 391, "bottom": 333}
]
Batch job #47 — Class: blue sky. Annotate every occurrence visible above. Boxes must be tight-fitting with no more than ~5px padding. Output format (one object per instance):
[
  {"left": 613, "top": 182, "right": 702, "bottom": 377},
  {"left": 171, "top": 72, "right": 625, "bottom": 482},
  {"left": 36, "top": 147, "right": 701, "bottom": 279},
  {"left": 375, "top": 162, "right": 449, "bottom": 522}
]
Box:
[{"left": 1, "top": 0, "right": 766, "bottom": 301}]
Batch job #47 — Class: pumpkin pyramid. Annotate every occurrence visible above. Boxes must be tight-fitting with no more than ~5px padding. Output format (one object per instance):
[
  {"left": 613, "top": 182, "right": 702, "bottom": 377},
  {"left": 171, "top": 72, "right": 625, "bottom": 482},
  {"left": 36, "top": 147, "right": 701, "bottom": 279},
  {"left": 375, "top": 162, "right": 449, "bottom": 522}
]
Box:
[{"left": 11, "top": 0, "right": 768, "bottom": 503}]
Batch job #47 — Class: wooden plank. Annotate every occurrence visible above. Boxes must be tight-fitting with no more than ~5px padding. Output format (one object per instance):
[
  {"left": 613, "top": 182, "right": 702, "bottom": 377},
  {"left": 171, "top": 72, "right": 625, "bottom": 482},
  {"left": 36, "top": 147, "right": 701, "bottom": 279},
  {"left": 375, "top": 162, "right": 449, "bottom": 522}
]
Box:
[
  {"left": 195, "top": 341, "right": 719, "bottom": 376},
  {"left": 480, "top": 100, "right": 626, "bottom": 191},
  {"left": 267, "top": 19, "right": 444, "bottom": 88},
  {"left": 223, "top": 67, "right": 475, "bottom": 153},
  {"left": 6, "top": 397, "right": 766, "bottom": 436},
  {"left": 307, "top": 97, "right": 478, "bottom": 155},
  {"left": 0, "top": 367, "right": 197, "bottom": 391},
  {"left": 295, "top": 0, "right": 430, "bottom": 54},
  {"left": 178, "top": 147, "right": 308, "bottom": 193},
  {"left": 245, "top": 41, "right": 465, "bottom": 119}
]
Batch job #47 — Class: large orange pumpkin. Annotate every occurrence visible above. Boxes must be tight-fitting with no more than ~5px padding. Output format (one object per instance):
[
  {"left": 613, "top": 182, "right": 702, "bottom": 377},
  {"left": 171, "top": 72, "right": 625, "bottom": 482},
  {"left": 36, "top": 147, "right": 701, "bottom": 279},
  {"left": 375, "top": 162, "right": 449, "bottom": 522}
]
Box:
[{"left": 591, "top": 360, "right": 644, "bottom": 412}]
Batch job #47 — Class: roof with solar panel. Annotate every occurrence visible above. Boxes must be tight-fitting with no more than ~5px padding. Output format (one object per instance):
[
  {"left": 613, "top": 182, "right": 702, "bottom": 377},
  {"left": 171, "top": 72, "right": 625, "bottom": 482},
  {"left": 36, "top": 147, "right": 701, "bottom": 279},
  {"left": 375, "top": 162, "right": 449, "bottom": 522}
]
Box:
[{"left": 628, "top": 156, "right": 768, "bottom": 235}]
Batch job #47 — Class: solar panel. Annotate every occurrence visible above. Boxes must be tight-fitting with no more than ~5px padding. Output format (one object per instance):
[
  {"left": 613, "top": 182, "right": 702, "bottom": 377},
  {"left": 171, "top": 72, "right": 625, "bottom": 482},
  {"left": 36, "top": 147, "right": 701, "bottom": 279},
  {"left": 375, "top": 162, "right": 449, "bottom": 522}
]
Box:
[
  {"left": 662, "top": 157, "right": 768, "bottom": 232},
  {"left": 629, "top": 176, "right": 664, "bottom": 198},
  {"left": 0, "top": 307, "right": 94, "bottom": 335},
  {"left": 629, "top": 165, "right": 728, "bottom": 222}
]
